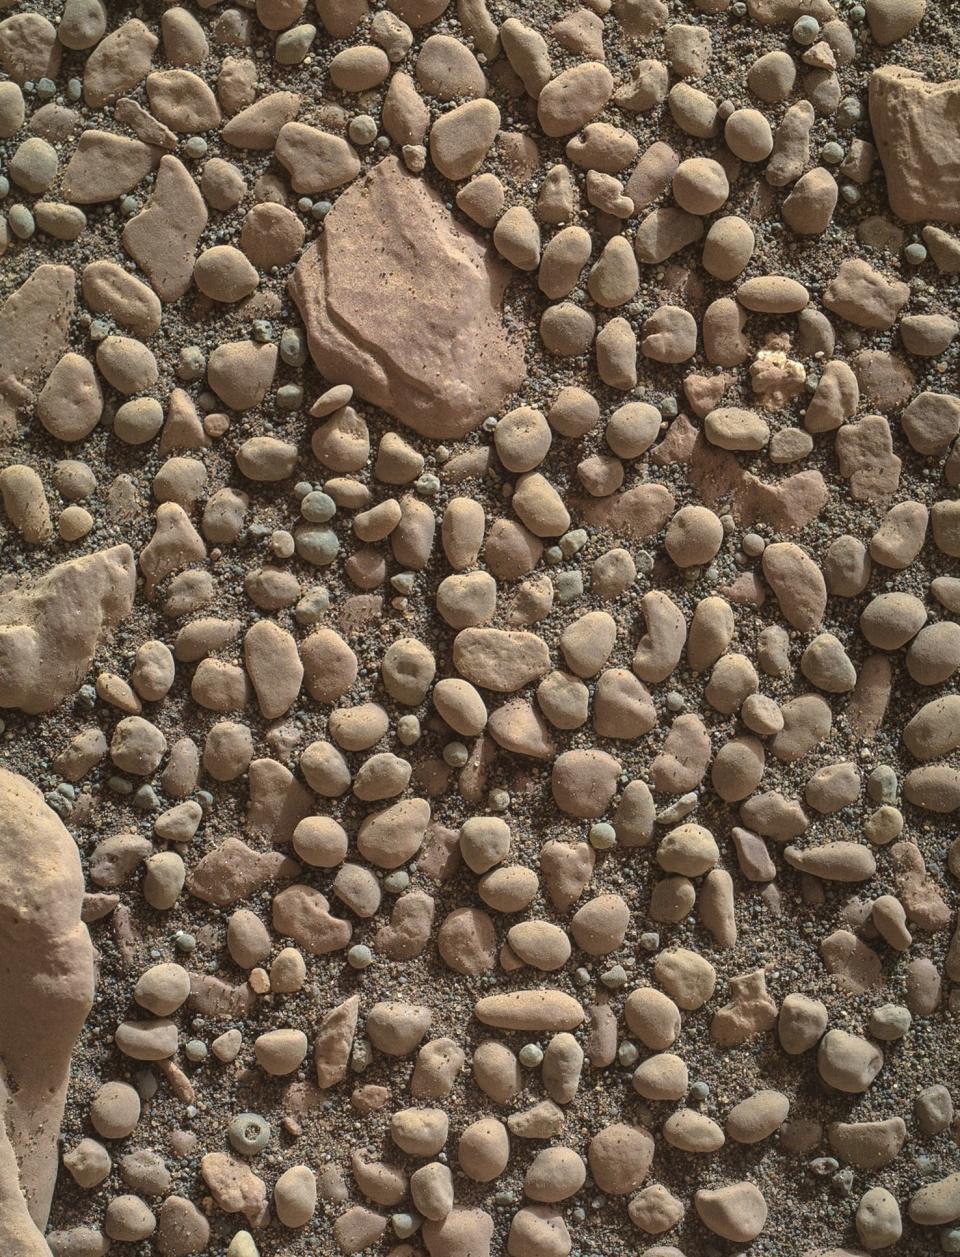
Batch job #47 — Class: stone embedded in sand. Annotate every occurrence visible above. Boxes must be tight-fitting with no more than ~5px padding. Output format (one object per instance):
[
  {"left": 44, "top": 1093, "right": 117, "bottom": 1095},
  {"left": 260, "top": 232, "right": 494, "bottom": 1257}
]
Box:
[
  {"left": 0, "top": 263, "right": 75, "bottom": 435},
  {"left": 289, "top": 156, "right": 525, "bottom": 439},
  {"left": 0, "top": 769, "right": 94, "bottom": 1252},
  {"left": 186, "top": 838, "right": 299, "bottom": 907},
  {"left": 122, "top": 155, "right": 209, "bottom": 302},
  {"left": 0, "top": 545, "right": 136, "bottom": 714},
  {"left": 870, "top": 66, "right": 960, "bottom": 223}
]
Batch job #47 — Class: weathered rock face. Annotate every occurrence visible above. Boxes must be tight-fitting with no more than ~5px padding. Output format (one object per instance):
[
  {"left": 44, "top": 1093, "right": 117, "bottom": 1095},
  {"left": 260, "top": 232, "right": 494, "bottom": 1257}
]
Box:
[
  {"left": 0, "top": 264, "right": 75, "bottom": 439},
  {"left": 0, "top": 544, "right": 136, "bottom": 714},
  {"left": 0, "top": 769, "right": 94, "bottom": 1251},
  {"left": 290, "top": 156, "right": 525, "bottom": 439},
  {"left": 870, "top": 66, "right": 960, "bottom": 223}
]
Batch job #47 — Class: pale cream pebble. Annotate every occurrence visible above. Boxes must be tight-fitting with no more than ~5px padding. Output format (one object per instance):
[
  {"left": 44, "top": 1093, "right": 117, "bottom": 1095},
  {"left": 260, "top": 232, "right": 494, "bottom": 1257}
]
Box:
[
  {"left": 761, "top": 542, "right": 826, "bottom": 631},
  {"left": 818, "top": 1029, "right": 883, "bottom": 1092},
  {"left": 667, "top": 81, "right": 717, "bottom": 137},
  {"left": 702, "top": 215, "right": 755, "bottom": 280},
  {"left": 672, "top": 156, "right": 729, "bottom": 213},
  {"left": 657, "top": 821, "right": 720, "bottom": 876},
  {"left": 540, "top": 302, "right": 596, "bottom": 356},
  {"left": 357, "top": 797, "right": 430, "bottom": 869},
  {"left": 105, "top": 1196, "right": 156, "bottom": 1242},
  {"left": 416, "top": 33, "right": 486, "bottom": 100},
  {"left": 633, "top": 590, "right": 686, "bottom": 682},
  {"left": 429, "top": 98, "right": 500, "bottom": 180},
  {"left": 725, "top": 108, "right": 773, "bottom": 160},
  {"left": 374, "top": 431, "right": 424, "bottom": 484},
  {"left": 585, "top": 170, "right": 634, "bottom": 217},
  {"left": 624, "top": 987, "right": 681, "bottom": 1049},
  {"left": 695, "top": 1183, "right": 767, "bottom": 1242},
  {"left": 329, "top": 44, "right": 389, "bottom": 91},
  {"left": 783, "top": 166, "right": 838, "bottom": 235},
  {"left": 537, "top": 163, "right": 577, "bottom": 222},
  {"left": 381, "top": 637, "right": 436, "bottom": 704},
  {"left": 390, "top": 1106, "right": 449, "bottom": 1156},
  {"left": 593, "top": 314, "right": 638, "bottom": 387},
  {"left": 587, "top": 235, "right": 640, "bottom": 308},
  {"left": 615, "top": 59, "right": 669, "bottom": 112},
  {"left": 664, "top": 504, "right": 722, "bottom": 567},
  {"left": 312, "top": 405, "right": 370, "bottom": 472},
  {"left": 207, "top": 340, "right": 276, "bottom": 412},
  {"left": 0, "top": 464, "right": 52, "bottom": 542},
  {"left": 328, "top": 703, "right": 388, "bottom": 751},
  {"left": 907, "top": 621, "right": 960, "bottom": 684},
  {"left": 493, "top": 206, "right": 541, "bottom": 271},
  {"left": 566, "top": 122, "right": 639, "bottom": 173},
  {"left": 800, "top": 633, "right": 857, "bottom": 693},
  {"left": 632, "top": 1052, "right": 687, "bottom": 1101},
  {"left": 537, "top": 63, "right": 614, "bottom": 137},
  {"left": 704, "top": 405, "right": 770, "bottom": 451},
  {"left": 146, "top": 69, "right": 220, "bottom": 132},
  {"left": 494, "top": 407, "right": 551, "bottom": 472},
  {"left": 523, "top": 1147, "right": 585, "bottom": 1202},
  {"left": 766, "top": 100, "right": 816, "bottom": 187},
  {"left": 587, "top": 1123, "right": 654, "bottom": 1196},
  {"left": 712, "top": 736, "right": 765, "bottom": 802},
  {"left": 655, "top": 947, "right": 716, "bottom": 1010},
  {"left": 860, "top": 591, "right": 927, "bottom": 649},
  {"left": 571, "top": 893, "right": 629, "bottom": 954},
  {"left": 274, "top": 122, "right": 360, "bottom": 195},
  {"left": 474, "top": 989, "right": 585, "bottom": 1032},
  {"left": 499, "top": 17, "right": 552, "bottom": 97},
  {"left": 641, "top": 304, "right": 697, "bottom": 363},
  {"left": 506, "top": 920, "right": 571, "bottom": 971},
  {"left": 456, "top": 172, "right": 506, "bottom": 227},
  {"left": 130, "top": 640, "right": 175, "bottom": 702},
  {"left": 663, "top": 1109, "right": 725, "bottom": 1153}
]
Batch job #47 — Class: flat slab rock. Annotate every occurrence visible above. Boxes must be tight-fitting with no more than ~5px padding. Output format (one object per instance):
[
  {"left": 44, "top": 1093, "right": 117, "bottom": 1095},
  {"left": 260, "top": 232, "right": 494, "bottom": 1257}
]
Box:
[
  {"left": 870, "top": 65, "right": 960, "bottom": 224},
  {"left": 289, "top": 156, "right": 525, "bottom": 439}
]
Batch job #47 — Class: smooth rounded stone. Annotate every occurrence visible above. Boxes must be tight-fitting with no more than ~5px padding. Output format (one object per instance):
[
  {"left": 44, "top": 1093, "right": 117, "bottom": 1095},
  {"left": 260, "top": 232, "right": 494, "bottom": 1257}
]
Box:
[
  {"left": 748, "top": 50, "right": 797, "bottom": 101},
  {"left": 473, "top": 1040, "right": 522, "bottom": 1105},
  {"left": 641, "top": 305, "right": 697, "bottom": 363},
  {"left": 194, "top": 246, "right": 259, "bottom": 303},
  {"left": 254, "top": 1028, "right": 308, "bottom": 1075},
  {"left": 774, "top": 995, "right": 829, "bottom": 1055},
  {"left": 904, "top": 695, "right": 960, "bottom": 760},
  {"left": 907, "top": 621, "right": 960, "bottom": 684},
  {"left": 96, "top": 336, "right": 158, "bottom": 395},
  {"left": 785, "top": 841, "right": 876, "bottom": 882},
  {"left": 570, "top": 893, "right": 629, "bottom": 955},
  {"left": 105, "top": 1195, "right": 156, "bottom": 1242},
  {"left": 523, "top": 1147, "right": 585, "bottom": 1203},
  {"left": 365, "top": 1001, "right": 431, "bottom": 1057},
  {"left": 460, "top": 815, "right": 511, "bottom": 874},
  {"left": 627, "top": 1184, "right": 684, "bottom": 1237},
  {"left": 391, "top": 1107, "right": 449, "bottom": 1157},
  {"left": 856, "top": 1186, "right": 902, "bottom": 1249},
  {"left": 474, "top": 990, "right": 585, "bottom": 1032},
  {"left": 633, "top": 1052, "right": 688, "bottom": 1101},
  {"left": 625, "top": 987, "right": 681, "bottom": 1049},
  {"left": 588, "top": 1123, "right": 654, "bottom": 1195},
  {"left": 64, "top": 1138, "right": 111, "bottom": 1190},
  {"left": 907, "top": 760, "right": 960, "bottom": 811},
  {"left": 538, "top": 63, "right": 614, "bottom": 137},
  {"left": 436, "top": 571, "right": 496, "bottom": 629},
  {"left": 915, "top": 1084, "right": 954, "bottom": 1135},
  {"left": 663, "top": 1109, "right": 724, "bottom": 1153},
  {"left": 494, "top": 406, "right": 552, "bottom": 473},
  {"left": 656, "top": 823, "right": 718, "bottom": 876},
  {"left": 902, "top": 391, "right": 960, "bottom": 454},
  {"left": 156, "top": 1195, "right": 210, "bottom": 1255},
  {"left": 695, "top": 1183, "right": 767, "bottom": 1242},
  {"left": 869, "top": 1003, "right": 912, "bottom": 1041},
  {"left": 654, "top": 948, "right": 716, "bottom": 1010},
  {"left": 90, "top": 1081, "right": 141, "bottom": 1139},
  {"left": 672, "top": 157, "right": 728, "bottom": 215},
  {"left": 594, "top": 668, "right": 656, "bottom": 739},
  {"left": 536, "top": 671, "right": 588, "bottom": 732},
  {"left": 133, "top": 963, "right": 190, "bottom": 1016},
  {"left": 411, "top": 1162, "right": 454, "bottom": 1222},
  {"left": 110, "top": 716, "right": 167, "bottom": 775},
  {"left": 908, "top": 1172, "right": 960, "bottom": 1225},
  {"left": 507, "top": 920, "right": 571, "bottom": 971},
  {"left": 742, "top": 693, "right": 784, "bottom": 737},
  {"left": 36, "top": 352, "right": 102, "bottom": 442},
  {"left": 457, "top": 1116, "right": 510, "bottom": 1184},
  {"left": 762, "top": 542, "right": 826, "bottom": 631},
  {"left": 859, "top": 588, "right": 924, "bottom": 648},
  {"left": 478, "top": 866, "right": 538, "bottom": 914},
  {"left": 711, "top": 736, "right": 765, "bottom": 802},
  {"left": 824, "top": 535, "right": 872, "bottom": 597},
  {"left": 559, "top": 611, "right": 616, "bottom": 679},
  {"left": 726, "top": 1090, "right": 790, "bottom": 1143},
  {"left": 702, "top": 215, "right": 755, "bottom": 280},
  {"left": 433, "top": 678, "right": 487, "bottom": 737},
  {"left": 540, "top": 301, "right": 596, "bottom": 355},
  {"left": 551, "top": 749, "right": 621, "bottom": 818},
  {"left": 770, "top": 695, "right": 832, "bottom": 763},
  {"left": 805, "top": 762, "right": 861, "bottom": 812},
  {"left": 507, "top": 1205, "right": 571, "bottom": 1257},
  {"left": 704, "top": 655, "right": 758, "bottom": 714},
  {"left": 818, "top": 1029, "right": 883, "bottom": 1092},
  {"left": 704, "top": 405, "right": 769, "bottom": 451},
  {"left": 665, "top": 505, "right": 722, "bottom": 567},
  {"left": 635, "top": 207, "right": 704, "bottom": 265},
  {"left": 430, "top": 99, "right": 500, "bottom": 179}
]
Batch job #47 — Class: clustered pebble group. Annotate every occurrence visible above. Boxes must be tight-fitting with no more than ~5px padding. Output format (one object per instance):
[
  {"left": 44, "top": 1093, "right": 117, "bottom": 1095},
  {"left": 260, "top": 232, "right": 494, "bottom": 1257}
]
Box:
[{"left": 1, "top": 0, "right": 960, "bottom": 1255}]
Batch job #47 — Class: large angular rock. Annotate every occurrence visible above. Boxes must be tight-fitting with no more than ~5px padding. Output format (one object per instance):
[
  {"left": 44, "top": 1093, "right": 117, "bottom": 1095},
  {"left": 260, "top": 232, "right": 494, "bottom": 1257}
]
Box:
[
  {"left": 0, "top": 769, "right": 94, "bottom": 1252},
  {"left": 289, "top": 156, "right": 525, "bottom": 439},
  {"left": 0, "top": 264, "right": 75, "bottom": 438},
  {"left": 0, "top": 545, "right": 136, "bottom": 714},
  {"left": 870, "top": 66, "right": 960, "bottom": 223}
]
